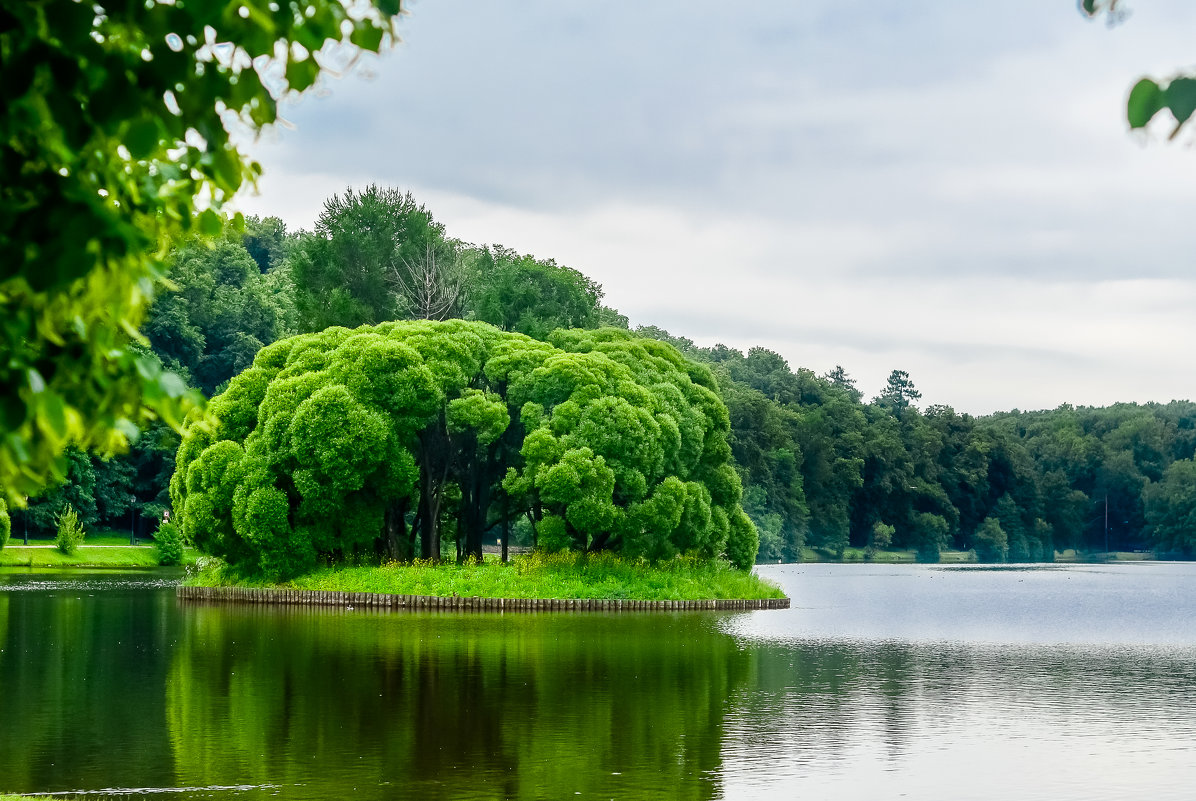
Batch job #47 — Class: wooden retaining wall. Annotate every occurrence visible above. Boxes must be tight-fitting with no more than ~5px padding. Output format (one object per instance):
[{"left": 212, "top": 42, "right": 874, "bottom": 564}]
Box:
[{"left": 176, "top": 585, "right": 790, "bottom": 612}]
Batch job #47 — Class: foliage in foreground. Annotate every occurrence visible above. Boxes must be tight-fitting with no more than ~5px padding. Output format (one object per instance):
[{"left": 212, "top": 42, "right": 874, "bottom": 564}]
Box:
[
  {"left": 0, "top": 0, "right": 401, "bottom": 503},
  {"left": 172, "top": 320, "right": 758, "bottom": 579},
  {"left": 187, "top": 552, "right": 785, "bottom": 601}
]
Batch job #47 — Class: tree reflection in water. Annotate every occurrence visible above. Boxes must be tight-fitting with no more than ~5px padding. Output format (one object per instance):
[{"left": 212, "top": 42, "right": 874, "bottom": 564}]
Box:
[{"left": 167, "top": 606, "right": 750, "bottom": 800}]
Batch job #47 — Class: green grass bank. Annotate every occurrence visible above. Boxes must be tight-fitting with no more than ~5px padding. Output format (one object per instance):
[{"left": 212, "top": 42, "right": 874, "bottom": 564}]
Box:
[
  {"left": 0, "top": 543, "right": 198, "bottom": 569},
  {"left": 187, "top": 552, "right": 786, "bottom": 602}
]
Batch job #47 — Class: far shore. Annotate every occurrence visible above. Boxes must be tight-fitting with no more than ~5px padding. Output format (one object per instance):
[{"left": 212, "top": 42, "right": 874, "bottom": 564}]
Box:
[{"left": 785, "top": 547, "right": 1164, "bottom": 565}]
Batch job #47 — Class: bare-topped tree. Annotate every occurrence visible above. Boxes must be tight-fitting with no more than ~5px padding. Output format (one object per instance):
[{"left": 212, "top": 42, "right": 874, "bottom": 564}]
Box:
[{"left": 389, "top": 244, "right": 463, "bottom": 321}]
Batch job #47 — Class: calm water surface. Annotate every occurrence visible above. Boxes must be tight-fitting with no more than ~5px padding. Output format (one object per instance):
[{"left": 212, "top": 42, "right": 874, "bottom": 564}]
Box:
[{"left": 0, "top": 563, "right": 1193, "bottom": 800}]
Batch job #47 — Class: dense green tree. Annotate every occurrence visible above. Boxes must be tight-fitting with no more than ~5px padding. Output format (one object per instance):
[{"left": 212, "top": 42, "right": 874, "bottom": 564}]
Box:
[
  {"left": 172, "top": 321, "right": 756, "bottom": 578},
  {"left": 716, "top": 376, "right": 808, "bottom": 560},
  {"left": 146, "top": 233, "right": 295, "bottom": 396},
  {"left": 825, "top": 365, "right": 863, "bottom": 403},
  {"left": 911, "top": 512, "right": 949, "bottom": 563},
  {"left": 291, "top": 187, "right": 454, "bottom": 331},
  {"left": 13, "top": 448, "right": 98, "bottom": 537},
  {"left": 0, "top": 0, "right": 400, "bottom": 503},
  {"left": 972, "top": 516, "right": 1008, "bottom": 563},
  {"left": 875, "top": 369, "right": 922, "bottom": 414},
  {"left": 1144, "top": 459, "right": 1196, "bottom": 556},
  {"left": 242, "top": 216, "right": 289, "bottom": 274},
  {"left": 464, "top": 246, "right": 605, "bottom": 340},
  {"left": 0, "top": 498, "right": 9, "bottom": 550},
  {"left": 866, "top": 521, "right": 894, "bottom": 559}
]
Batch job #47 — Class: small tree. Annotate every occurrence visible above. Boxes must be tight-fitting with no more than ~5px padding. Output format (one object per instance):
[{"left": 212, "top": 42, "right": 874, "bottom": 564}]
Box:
[
  {"left": 55, "top": 505, "right": 85, "bottom": 555},
  {"left": 912, "top": 512, "right": 948, "bottom": 563},
  {"left": 0, "top": 497, "right": 9, "bottom": 550},
  {"left": 154, "top": 521, "right": 184, "bottom": 567},
  {"left": 866, "top": 521, "right": 895, "bottom": 559},
  {"left": 972, "top": 517, "right": 1009, "bottom": 563}
]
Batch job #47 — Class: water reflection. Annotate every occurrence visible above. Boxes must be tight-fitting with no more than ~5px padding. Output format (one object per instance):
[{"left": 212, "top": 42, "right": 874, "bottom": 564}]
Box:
[
  {"left": 0, "top": 572, "right": 177, "bottom": 795},
  {"left": 167, "top": 607, "right": 749, "bottom": 801}
]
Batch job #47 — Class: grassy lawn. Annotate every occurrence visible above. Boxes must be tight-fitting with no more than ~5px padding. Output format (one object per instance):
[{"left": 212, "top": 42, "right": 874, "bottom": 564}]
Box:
[
  {"left": 7, "top": 532, "right": 150, "bottom": 547},
  {"left": 0, "top": 544, "right": 198, "bottom": 568},
  {"left": 189, "top": 552, "right": 787, "bottom": 601}
]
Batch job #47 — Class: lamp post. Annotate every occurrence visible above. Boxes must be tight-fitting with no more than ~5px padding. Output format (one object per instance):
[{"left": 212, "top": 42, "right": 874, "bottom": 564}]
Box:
[{"left": 22, "top": 496, "right": 28, "bottom": 545}]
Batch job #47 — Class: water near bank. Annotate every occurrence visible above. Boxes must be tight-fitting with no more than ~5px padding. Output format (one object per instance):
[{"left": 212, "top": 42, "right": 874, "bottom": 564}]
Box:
[{"left": 1, "top": 563, "right": 1194, "bottom": 799}]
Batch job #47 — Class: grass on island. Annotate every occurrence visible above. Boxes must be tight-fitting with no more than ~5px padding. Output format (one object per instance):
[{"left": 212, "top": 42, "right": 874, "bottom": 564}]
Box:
[{"left": 188, "top": 551, "right": 786, "bottom": 602}]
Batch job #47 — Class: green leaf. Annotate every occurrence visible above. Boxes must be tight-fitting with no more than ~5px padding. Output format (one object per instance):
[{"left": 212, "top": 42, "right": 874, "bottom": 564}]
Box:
[
  {"left": 350, "top": 25, "right": 385, "bottom": 53},
  {"left": 39, "top": 393, "right": 67, "bottom": 439},
  {"left": 1164, "top": 76, "right": 1196, "bottom": 125},
  {"left": 198, "top": 208, "right": 223, "bottom": 236},
  {"left": 114, "top": 417, "right": 141, "bottom": 443},
  {"left": 160, "top": 371, "right": 189, "bottom": 399},
  {"left": 1127, "top": 78, "right": 1164, "bottom": 128},
  {"left": 285, "top": 58, "right": 320, "bottom": 93},
  {"left": 125, "top": 118, "right": 160, "bottom": 159}
]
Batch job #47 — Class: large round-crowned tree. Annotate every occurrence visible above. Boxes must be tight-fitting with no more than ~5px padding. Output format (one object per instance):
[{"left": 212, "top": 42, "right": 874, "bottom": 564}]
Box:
[{"left": 171, "top": 320, "right": 757, "bottom": 578}]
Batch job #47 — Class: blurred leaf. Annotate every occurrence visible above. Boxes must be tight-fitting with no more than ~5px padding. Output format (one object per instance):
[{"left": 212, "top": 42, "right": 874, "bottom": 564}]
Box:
[
  {"left": 198, "top": 209, "right": 223, "bottom": 236},
  {"left": 1165, "top": 77, "right": 1196, "bottom": 125},
  {"left": 39, "top": 393, "right": 68, "bottom": 439},
  {"left": 1127, "top": 78, "right": 1163, "bottom": 128},
  {"left": 125, "top": 118, "right": 160, "bottom": 159}
]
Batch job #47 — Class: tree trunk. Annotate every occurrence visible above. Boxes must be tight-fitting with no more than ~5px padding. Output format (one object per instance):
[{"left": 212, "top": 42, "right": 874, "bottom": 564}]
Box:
[
  {"left": 418, "top": 465, "right": 443, "bottom": 561},
  {"left": 417, "top": 423, "right": 450, "bottom": 562},
  {"left": 501, "top": 499, "right": 510, "bottom": 563},
  {"left": 384, "top": 498, "right": 411, "bottom": 561}
]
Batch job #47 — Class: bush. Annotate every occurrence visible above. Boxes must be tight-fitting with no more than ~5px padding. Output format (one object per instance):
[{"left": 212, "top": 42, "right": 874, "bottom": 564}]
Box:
[
  {"left": 0, "top": 497, "right": 9, "bottom": 550},
  {"left": 154, "top": 521, "right": 184, "bottom": 566},
  {"left": 972, "top": 517, "right": 1008, "bottom": 563},
  {"left": 55, "top": 505, "right": 85, "bottom": 555}
]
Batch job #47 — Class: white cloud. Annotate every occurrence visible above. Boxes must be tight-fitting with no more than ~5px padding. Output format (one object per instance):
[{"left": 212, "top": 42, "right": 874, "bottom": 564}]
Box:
[{"left": 233, "top": 0, "right": 1196, "bottom": 414}]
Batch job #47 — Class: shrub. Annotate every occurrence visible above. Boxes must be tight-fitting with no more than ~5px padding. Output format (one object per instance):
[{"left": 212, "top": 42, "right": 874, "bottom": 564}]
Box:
[
  {"left": 972, "top": 517, "right": 1009, "bottom": 563},
  {"left": 154, "top": 521, "right": 184, "bottom": 566},
  {"left": 0, "top": 497, "right": 9, "bottom": 550},
  {"left": 55, "top": 505, "right": 85, "bottom": 555}
]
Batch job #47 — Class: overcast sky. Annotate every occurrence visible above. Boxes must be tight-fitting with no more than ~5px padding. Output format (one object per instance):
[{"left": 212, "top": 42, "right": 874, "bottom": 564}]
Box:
[{"left": 234, "top": 0, "right": 1196, "bottom": 415}]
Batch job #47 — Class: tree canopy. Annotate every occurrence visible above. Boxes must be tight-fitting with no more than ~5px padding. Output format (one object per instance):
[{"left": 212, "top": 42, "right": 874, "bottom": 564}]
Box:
[
  {"left": 0, "top": 0, "right": 400, "bottom": 504},
  {"left": 171, "top": 320, "right": 757, "bottom": 578}
]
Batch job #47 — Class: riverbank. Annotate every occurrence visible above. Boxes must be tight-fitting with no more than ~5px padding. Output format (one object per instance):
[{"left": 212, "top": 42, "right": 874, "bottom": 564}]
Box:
[{"left": 187, "top": 552, "right": 787, "bottom": 602}]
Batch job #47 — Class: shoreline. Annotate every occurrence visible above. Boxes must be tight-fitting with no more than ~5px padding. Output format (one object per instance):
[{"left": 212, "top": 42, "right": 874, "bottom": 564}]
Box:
[{"left": 176, "top": 584, "right": 789, "bottom": 612}]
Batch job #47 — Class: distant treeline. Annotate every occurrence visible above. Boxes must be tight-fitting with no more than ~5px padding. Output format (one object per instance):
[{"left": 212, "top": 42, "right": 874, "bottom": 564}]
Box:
[{"left": 13, "top": 186, "right": 1196, "bottom": 562}]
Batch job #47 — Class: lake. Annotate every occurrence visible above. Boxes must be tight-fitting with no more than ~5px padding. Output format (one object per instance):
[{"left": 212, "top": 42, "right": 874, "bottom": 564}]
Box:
[{"left": 1, "top": 562, "right": 1193, "bottom": 799}]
